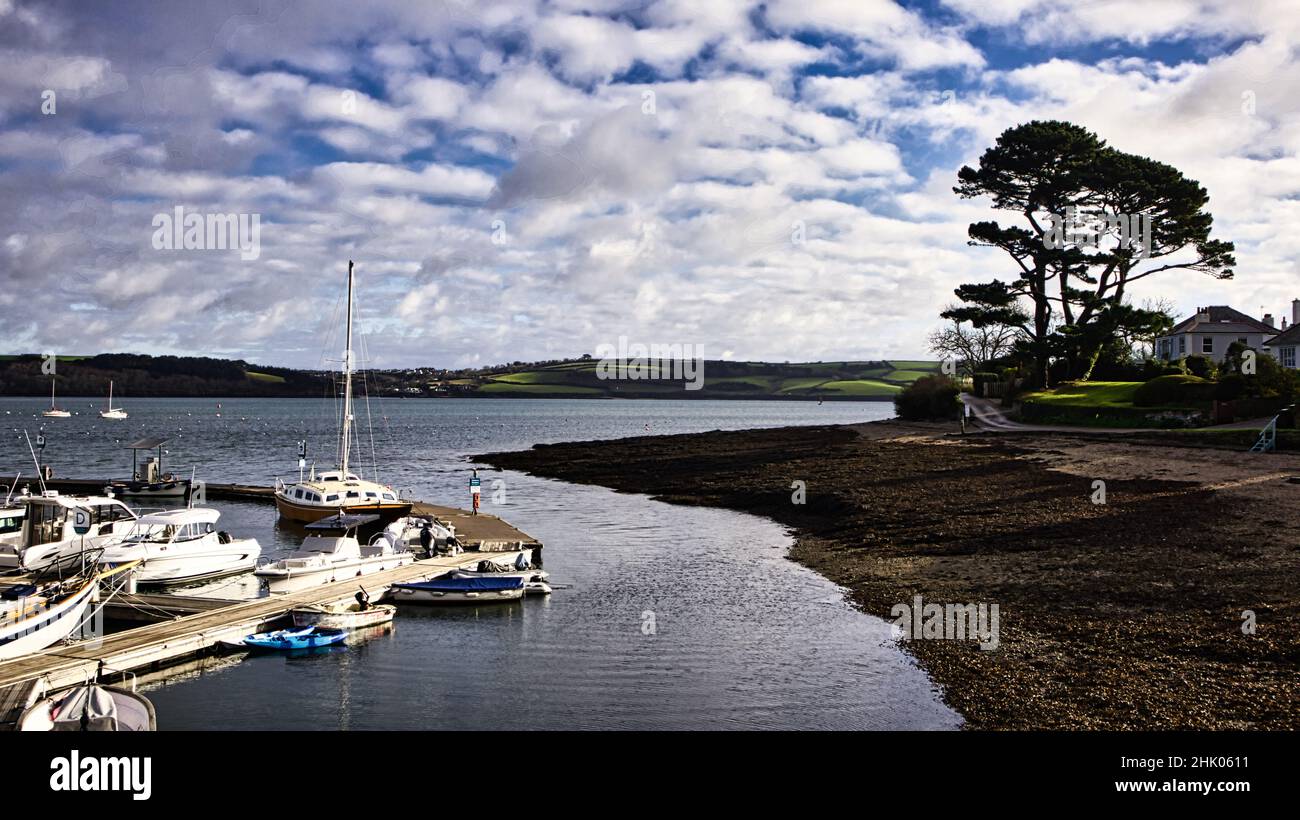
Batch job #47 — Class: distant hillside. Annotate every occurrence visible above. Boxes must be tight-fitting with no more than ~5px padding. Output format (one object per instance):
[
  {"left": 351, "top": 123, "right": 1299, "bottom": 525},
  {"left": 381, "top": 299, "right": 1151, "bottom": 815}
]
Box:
[
  {"left": 429, "top": 358, "right": 941, "bottom": 401},
  {"left": 0, "top": 354, "right": 940, "bottom": 401},
  {"left": 0, "top": 354, "right": 328, "bottom": 398}
]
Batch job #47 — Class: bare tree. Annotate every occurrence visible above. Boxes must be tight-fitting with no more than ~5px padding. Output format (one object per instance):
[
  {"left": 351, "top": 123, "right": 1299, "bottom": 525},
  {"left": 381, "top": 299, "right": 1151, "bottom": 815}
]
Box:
[{"left": 927, "top": 306, "right": 1019, "bottom": 376}]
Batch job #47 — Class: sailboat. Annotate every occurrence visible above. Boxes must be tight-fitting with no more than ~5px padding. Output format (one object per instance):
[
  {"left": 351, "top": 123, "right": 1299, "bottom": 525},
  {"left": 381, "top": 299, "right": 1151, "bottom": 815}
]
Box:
[
  {"left": 99, "top": 381, "right": 127, "bottom": 419},
  {"left": 42, "top": 379, "right": 71, "bottom": 418},
  {"left": 273, "top": 261, "right": 411, "bottom": 524}
]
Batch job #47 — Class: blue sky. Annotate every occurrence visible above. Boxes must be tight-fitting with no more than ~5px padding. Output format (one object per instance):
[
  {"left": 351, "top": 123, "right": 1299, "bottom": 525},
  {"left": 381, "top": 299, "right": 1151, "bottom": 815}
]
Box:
[{"left": 1, "top": 0, "right": 1297, "bottom": 369}]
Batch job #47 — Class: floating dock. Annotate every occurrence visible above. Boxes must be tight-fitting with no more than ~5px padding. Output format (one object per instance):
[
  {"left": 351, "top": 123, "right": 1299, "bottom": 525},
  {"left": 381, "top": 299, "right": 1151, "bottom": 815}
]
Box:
[
  {"left": 0, "top": 477, "right": 543, "bottom": 553},
  {"left": 0, "top": 482, "right": 544, "bottom": 728}
]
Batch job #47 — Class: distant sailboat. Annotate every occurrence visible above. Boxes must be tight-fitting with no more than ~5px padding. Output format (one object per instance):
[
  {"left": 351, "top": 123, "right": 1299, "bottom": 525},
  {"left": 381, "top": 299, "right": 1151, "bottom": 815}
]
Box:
[
  {"left": 42, "top": 379, "right": 70, "bottom": 418},
  {"left": 100, "top": 381, "right": 127, "bottom": 419}
]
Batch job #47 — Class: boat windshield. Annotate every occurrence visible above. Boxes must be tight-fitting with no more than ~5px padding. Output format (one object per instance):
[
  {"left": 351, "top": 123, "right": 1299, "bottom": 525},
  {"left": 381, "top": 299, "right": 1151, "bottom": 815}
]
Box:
[{"left": 125, "top": 519, "right": 214, "bottom": 544}]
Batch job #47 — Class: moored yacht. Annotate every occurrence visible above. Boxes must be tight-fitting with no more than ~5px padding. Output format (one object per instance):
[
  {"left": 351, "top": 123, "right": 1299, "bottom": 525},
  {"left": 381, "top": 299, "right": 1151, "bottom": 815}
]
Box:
[
  {"left": 0, "top": 491, "right": 138, "bottom": 574},
  {"left": 274, "top": 261, "right": 409, "bottom": 524},
  {"left": 0, "top": 574, "right": 99, "bottom": 660},
  {"left": 42, "top": 379, "right": 71, "bottom": 418},
  {"left": 98, "top": 507, "right": 261, "bottom": 585},
  {"left": 99, "top": 381, "right": 127, "bottom": 419}
]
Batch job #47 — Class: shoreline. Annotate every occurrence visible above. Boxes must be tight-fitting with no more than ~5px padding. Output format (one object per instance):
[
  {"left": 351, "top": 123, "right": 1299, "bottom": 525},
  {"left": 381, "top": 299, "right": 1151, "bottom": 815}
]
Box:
[{"left": 480, "top": 420, "right": 1300, "bottom": 729}]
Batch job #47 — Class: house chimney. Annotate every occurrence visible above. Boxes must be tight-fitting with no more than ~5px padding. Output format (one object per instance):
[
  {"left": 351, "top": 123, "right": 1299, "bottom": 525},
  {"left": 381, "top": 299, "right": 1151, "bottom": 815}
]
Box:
[
  {"left": 1293, "top": 298, "right": 1300, "bottom": 326},
  {"left": 1264, "top": 313, "right": 1275, "bottom": 328}
]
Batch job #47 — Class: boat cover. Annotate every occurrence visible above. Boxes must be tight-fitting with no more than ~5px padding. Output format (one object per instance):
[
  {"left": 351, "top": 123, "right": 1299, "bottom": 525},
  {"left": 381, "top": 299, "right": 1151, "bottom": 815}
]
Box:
[
  {"left": 52, "top": 686, "right": 120, "bottom": 731},
  {"left": 396, "top": 575, "right": 525, "bottom": 592}
]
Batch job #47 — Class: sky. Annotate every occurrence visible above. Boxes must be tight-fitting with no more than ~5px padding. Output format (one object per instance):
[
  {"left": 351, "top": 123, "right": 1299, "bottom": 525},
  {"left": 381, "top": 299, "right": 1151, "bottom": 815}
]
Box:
[{"left": 1, "top": 0, "right": 1298, "bottom": 370}]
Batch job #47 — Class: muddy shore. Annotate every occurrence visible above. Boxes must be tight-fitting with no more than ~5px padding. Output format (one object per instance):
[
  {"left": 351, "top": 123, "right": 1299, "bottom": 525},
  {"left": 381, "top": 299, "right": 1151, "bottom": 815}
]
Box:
[{"left": 481, "top": 421, "right": 1300, "bottom": 729}]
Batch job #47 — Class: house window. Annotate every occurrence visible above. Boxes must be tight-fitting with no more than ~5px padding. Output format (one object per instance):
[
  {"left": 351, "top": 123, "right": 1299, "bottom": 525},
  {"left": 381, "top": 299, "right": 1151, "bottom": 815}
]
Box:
[
  {"left": 1282, "top": 347, "right": 1297, "bottom": 369},
  {"left": 1178, "top": 336, "right": 1186, "bottom": 355},
  {"left": 1238, "top": 338, "right": 1248, "bottom": 345},
  {"left": 1201, "top": 336, "right": 1213, "bottom": 354}
]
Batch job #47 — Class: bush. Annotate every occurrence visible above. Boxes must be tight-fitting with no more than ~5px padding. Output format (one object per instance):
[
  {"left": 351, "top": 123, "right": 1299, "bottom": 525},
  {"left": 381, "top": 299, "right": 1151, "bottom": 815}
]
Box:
[
  {"left": 894, "top": 375, "right": 963, "bottom": 421},
  {"left": 1183, "top": 355, "right": 1214, "bottom": 379},
  {"left": 1140, "top": 359, "right": 1183, "bottom": 380},
  {"left": 1133, "top": 374, "right": 1215, "bottom": 407},
  {"left": 1214, "top": 373, "right": 1248, "bottom": 402}
]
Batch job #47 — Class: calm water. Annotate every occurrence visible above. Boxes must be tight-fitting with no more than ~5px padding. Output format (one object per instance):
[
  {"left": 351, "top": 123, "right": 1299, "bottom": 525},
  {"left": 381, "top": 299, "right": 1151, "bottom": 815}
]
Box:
[{"left": 1, "top": 397, "right": 960, "bottom": 730}]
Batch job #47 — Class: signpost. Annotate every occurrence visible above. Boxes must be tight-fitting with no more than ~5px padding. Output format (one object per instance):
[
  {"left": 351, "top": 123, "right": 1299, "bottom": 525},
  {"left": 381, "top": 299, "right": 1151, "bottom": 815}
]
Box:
[{"left": 470, "top": 469, "right": 481, "bottom": 516}]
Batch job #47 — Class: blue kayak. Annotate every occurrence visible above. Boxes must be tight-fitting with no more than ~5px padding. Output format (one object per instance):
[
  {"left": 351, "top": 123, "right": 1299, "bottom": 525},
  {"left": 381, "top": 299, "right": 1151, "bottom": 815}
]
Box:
[{"left": 239, "top": 625, "right": 347, "bottom": 651}]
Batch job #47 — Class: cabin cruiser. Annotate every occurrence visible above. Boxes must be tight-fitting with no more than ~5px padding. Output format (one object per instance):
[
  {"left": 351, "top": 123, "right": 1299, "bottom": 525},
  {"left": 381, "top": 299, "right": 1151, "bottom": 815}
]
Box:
[
  {"left": 274, "top": 262, "right": 409, "bottom": 524},
  {"left": 0, "top": 491, "right": 138, "bottom": 574},
  {"left": 98, "top": 508, "right": 261, "bottom": 585},
  {"left": 254, "top": 513, "right": 413, "bottom": 592}
]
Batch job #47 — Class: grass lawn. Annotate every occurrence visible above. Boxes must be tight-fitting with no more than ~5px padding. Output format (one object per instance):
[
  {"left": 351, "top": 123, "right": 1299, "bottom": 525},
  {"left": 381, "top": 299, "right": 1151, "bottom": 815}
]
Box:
[
  {"left": 246, "top": 371, "right": 287, "bottom": 383},
  {"left": 1020, "top": 381, "right": 1143, "bottom": 407}
]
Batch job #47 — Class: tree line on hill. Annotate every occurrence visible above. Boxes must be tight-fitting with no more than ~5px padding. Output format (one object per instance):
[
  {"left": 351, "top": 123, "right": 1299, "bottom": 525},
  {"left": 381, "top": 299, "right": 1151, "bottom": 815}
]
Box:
[{"left": 0, "top": 354, "right": 328, "bottom": 397}]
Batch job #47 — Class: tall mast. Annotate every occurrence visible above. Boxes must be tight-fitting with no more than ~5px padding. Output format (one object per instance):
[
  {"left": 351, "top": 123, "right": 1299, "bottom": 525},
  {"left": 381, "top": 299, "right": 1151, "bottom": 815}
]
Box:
[{"left": 340, "top": 260, "right": 355, "bottom": 475}]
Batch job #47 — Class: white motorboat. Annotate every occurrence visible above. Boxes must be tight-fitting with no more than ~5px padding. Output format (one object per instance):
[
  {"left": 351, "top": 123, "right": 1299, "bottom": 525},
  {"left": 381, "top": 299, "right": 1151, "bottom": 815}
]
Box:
[
  {"left": 42, "top": 379, "right": 71, "bottom": 418},
  {"left": 274, "top": 261, "right": 409, "bottom": 524},
  {"left": 381, "top": 515, "right": 459, "bottom": 556},
  {"left": 98, "top": 507, "right": 261, "bottom": 585},
  {"left": 0, "top": 491, "right": 138, "bottom": 573},
  {"left": 254, "top": 513, "right": 413, "bottom": 592},
  {"left": 99, "top": 380, "right": 127, "bottom": 419},
  {"left": 20, "top": 682, "right": 155, "bottom": 731},
  {"left": 0, "top": 503, "right": 26, "bottom": 552}
]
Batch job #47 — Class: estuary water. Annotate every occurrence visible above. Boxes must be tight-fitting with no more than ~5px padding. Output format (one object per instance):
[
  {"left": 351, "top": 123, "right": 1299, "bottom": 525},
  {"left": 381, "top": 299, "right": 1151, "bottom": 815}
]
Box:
[{"left": 1, "top": 397, "right": 960, "bottom": 730}]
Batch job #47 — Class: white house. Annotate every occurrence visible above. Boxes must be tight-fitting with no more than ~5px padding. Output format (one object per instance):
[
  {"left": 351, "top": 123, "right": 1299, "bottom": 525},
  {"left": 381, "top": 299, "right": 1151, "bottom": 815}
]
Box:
[
  {"left": 1264, "top": 303, "right": 1300, "bottom": 370},
  {"left": 1156, "top": 304, "right": 1293, "bottom": 364}
]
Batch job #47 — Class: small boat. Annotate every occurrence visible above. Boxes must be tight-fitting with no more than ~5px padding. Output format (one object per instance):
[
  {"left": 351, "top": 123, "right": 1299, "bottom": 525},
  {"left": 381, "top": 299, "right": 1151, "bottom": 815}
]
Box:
[
  {"left": 106, "top": 437, "right": 191, "bottom": 499},
  {"left": 388, "top": 574, "right": 526, "bottom": 604},
  {"left": 99, "top": 381, "right": 127, "bottom": 420},
  {"left": 19, "top": 682, "right": 155, "bottom": 731},
  {"left": 254, "top": 513, "right": 413, "bottom": 591},
  {"left": 42, "top": 379, "right": 71, "bottom": 418},
  {"left": 291, "top": 597, "right": 395, "bottom": 629},
  {"left": 450, "top": 554, "right": 551, "bottom": 595},
  {"left": 235, "top": 625, "right": 347, "bottom": 651},
  {"left": 98, "top": 507, "right": 261, "bottom": 585}
]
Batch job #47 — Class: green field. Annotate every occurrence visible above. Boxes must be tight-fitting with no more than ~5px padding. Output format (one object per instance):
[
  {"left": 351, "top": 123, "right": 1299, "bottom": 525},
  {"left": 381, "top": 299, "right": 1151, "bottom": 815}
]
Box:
[
  {"left": 1019, "top": 382, "right": 1143, "bottom": 408},
  {"left": 816, "top": 379, "right": 903, "bottom": 396},
  {"left": 246, "top": 371, "right": 287, "bottom": 384}
]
